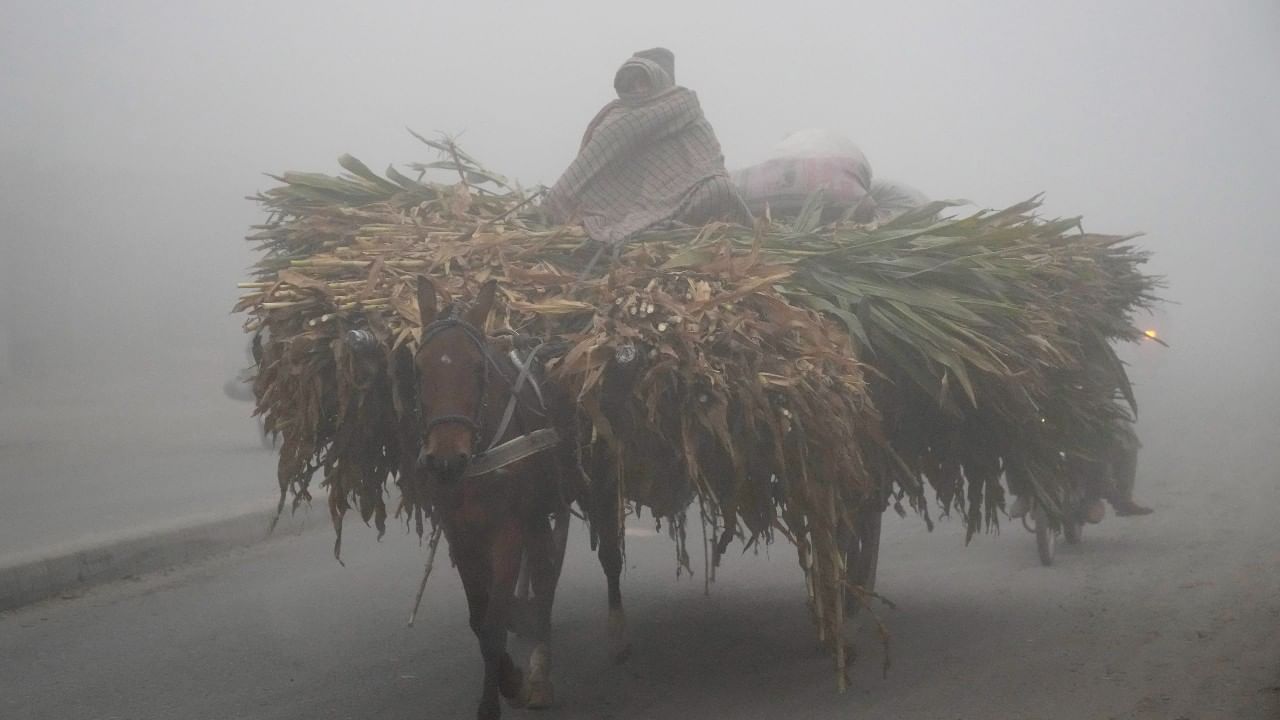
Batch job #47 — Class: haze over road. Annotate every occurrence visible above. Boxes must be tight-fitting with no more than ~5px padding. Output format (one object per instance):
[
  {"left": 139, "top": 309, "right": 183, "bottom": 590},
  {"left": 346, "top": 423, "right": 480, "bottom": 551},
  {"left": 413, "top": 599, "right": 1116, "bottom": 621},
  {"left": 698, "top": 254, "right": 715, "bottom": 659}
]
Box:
[{"left": 4, "top": 430, "right": 1276, "bottom": 720}]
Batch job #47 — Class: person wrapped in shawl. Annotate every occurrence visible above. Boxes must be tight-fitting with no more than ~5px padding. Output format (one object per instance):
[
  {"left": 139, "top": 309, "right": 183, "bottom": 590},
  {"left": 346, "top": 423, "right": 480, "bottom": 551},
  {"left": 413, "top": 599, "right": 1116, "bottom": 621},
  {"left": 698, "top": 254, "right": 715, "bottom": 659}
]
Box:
[{"left": 546, "top": 48, "right": 751, "bottom": 246}]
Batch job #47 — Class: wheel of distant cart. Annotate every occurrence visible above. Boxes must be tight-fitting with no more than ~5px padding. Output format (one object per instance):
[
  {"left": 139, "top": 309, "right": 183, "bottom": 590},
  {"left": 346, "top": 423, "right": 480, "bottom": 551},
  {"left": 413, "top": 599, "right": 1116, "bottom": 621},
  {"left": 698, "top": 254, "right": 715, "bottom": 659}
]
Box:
[
  {"left": 843, "top": 503, "right": 883, "bottom": 617},
  {"left": 1063, "top": 515, "right": 1084, "bottom": 545},
  {"left": 1033, "top": 502, "right": 1056, "bottom": 566}
]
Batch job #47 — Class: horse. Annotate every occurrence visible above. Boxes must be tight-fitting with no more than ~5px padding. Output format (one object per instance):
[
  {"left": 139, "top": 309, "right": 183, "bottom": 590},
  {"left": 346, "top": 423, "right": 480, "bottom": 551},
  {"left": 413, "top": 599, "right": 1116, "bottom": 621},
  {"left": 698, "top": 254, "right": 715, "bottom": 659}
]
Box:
[
  {"left": 412, "top": 276, "right": 633, "bottom": 719},
  {"left": 413, "top": 276, "right": 575, "bottom": 719}
]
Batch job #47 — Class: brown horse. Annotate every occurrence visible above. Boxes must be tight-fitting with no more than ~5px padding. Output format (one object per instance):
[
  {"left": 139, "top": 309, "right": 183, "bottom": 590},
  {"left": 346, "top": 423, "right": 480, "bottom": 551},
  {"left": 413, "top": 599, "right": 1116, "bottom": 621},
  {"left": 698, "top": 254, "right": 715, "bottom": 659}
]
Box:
[{"left": 414, "top": 277, "right": 577, "bottom": 720}]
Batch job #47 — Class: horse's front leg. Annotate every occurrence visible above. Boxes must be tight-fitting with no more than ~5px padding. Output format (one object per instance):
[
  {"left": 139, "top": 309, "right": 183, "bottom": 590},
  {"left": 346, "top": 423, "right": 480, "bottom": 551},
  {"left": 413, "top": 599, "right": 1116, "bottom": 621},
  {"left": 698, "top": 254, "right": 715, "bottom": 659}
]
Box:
[
  {"left": 455, "top": 528, "right": 520, "bottom": 720},
  {"left": 521, "top": 510, "right": 570, "bottom": 708},
  {"left": 479, "top": 520, "right": 525, "bottom": 718}
]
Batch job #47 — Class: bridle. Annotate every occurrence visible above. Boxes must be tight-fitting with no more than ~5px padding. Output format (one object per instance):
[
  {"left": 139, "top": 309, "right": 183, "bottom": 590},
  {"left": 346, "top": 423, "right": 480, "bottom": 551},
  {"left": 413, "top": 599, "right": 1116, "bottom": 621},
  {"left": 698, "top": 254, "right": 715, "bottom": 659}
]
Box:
[
  {"left": 415, "top": 310, "right": 556, "bottom": 477},
  {"left": 417, "top": 314, "right": 497, "bottom": 440}
]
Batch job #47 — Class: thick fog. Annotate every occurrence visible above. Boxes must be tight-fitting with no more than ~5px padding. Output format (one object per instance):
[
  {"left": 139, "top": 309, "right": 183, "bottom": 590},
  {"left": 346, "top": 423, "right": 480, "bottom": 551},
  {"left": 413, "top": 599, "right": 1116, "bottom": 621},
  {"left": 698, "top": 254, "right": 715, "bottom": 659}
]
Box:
[
  {"left": 2, "top": 1, "right": 1277, "bottom": 496},
  {"left": 2, "top": 4, "right": 1280, "bottom": 717}
]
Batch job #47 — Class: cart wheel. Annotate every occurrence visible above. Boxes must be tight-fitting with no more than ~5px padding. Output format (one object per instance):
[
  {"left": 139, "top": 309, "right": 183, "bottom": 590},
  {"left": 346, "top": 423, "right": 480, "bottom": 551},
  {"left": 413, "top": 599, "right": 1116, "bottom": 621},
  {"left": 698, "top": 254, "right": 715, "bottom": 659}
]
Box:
[
  {"left": 1063, "top": 517, "right": 1083, "bottom": 545},
  {"left": 1033, "top": 504, "right": 1056, "bottom": 566}
]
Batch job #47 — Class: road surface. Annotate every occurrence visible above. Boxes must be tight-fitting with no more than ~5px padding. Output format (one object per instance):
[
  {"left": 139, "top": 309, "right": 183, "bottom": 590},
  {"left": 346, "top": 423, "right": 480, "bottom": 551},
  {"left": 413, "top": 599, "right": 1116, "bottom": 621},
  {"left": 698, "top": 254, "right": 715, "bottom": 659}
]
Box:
[
  {"left": 0, "top": 377, "right": 276, "bottom": 562},
  {"left": 3, "top": 436, "right": 1278, "bottom": 720}
]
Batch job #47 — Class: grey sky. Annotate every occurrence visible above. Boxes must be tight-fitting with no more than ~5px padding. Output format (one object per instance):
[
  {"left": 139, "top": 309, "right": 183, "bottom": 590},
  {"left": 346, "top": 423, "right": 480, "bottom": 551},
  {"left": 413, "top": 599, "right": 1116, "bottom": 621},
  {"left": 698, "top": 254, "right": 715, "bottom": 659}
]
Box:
[{"left": 2, "top": 1, "right": 1277, "bottom": 458}]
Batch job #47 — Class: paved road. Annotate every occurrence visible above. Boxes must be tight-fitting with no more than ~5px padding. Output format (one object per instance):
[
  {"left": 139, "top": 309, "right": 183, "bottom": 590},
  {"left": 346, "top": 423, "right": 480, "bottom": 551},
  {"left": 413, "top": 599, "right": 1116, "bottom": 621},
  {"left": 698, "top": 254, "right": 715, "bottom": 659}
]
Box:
[
  {"left": 0, "top": 376, "right": 276, "bottom": 563},
  {"left": 3, "top": 430, "right": 1278, "bottom": 720}
]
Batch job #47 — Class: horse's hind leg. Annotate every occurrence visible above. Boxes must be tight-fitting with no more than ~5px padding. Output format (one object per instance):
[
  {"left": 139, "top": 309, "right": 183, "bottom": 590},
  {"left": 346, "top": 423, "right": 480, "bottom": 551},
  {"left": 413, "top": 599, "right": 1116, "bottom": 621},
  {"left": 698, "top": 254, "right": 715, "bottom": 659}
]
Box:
[
  {"left": 521, "top": 510, "right": 569, "bottom": 708},
  {"left": 591, "top": 475, "right": 630, "bottom": 663}
]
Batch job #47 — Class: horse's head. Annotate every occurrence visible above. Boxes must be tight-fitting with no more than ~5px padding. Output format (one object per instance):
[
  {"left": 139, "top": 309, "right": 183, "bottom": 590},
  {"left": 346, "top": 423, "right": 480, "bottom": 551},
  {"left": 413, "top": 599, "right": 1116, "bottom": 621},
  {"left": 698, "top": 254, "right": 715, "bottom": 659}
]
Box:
[{"left": 414, "top": 276, "right": 499, "bottom": 482}]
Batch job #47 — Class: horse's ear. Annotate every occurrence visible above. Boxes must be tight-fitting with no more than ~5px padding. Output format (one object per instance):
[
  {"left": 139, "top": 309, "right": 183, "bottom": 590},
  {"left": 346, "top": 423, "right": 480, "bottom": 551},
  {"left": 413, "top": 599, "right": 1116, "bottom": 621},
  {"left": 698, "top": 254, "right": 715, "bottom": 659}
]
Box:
[
  {"left": 416, "top": 275, "right": 438, "bottom": 326},
  {"left": 465, "top": 279, "right": 499, "bottom": 329}
]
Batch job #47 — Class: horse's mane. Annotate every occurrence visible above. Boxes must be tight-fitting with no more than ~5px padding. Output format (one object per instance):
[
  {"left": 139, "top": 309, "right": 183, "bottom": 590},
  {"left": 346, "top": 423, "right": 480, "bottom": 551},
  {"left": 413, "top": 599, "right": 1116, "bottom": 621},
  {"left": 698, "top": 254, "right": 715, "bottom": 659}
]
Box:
[{"left": 440, "top": 286, "right": 495, "bottom": 321}]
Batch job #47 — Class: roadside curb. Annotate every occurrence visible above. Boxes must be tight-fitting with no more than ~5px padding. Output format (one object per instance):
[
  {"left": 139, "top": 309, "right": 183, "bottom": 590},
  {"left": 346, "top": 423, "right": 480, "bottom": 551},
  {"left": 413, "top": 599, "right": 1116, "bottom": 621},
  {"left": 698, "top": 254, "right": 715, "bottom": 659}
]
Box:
[{"left": 0, "top": 501, "right": 322, "bottom": 612}]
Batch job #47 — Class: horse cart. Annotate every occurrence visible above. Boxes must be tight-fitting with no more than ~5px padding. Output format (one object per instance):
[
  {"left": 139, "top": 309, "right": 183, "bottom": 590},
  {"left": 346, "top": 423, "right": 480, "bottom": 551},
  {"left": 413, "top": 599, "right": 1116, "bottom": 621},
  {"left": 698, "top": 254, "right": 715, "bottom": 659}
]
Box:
[{"left": 237, "top": 143, "right": 1156, "bottom": 719}]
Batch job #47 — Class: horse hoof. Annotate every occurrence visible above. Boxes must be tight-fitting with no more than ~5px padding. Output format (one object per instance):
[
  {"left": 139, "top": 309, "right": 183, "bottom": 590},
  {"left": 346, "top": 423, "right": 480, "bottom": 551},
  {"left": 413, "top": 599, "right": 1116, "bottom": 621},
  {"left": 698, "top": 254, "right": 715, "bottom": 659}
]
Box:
[
  {"left": 499, "top": 664, "right": 525, "bottom": 706},
  {"left": 523, "top": 678, "right": 555, "bottom": 710}
]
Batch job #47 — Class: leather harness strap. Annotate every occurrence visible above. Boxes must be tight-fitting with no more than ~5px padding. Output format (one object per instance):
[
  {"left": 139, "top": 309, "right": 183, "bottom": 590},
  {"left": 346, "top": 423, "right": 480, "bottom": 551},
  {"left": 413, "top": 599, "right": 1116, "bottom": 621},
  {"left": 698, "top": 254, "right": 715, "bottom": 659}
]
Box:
[
  {"left": 484, "top": 343, "right": 544, "bottom": 454},
  {"left": 465, "top": 427, "right": 562, "bottom": 478}
]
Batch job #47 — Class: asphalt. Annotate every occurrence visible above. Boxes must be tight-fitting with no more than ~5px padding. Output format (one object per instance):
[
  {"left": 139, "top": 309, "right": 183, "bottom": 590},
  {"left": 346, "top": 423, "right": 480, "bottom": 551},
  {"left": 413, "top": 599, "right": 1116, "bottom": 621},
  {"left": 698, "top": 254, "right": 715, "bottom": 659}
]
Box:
[
  {"left": 0, "top": 374, "right": 287, "bottom": 609},
  {"left": 2, "top": 437, "right": 1277, "bottom": 720}
]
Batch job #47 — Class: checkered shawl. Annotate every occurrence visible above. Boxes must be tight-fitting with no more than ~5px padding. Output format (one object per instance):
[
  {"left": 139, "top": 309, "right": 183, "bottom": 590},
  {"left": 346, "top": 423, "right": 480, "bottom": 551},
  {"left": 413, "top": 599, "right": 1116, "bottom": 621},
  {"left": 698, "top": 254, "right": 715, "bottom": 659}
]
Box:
[{"left": 546, "top": 58, "right": 751, "bottom": 245}]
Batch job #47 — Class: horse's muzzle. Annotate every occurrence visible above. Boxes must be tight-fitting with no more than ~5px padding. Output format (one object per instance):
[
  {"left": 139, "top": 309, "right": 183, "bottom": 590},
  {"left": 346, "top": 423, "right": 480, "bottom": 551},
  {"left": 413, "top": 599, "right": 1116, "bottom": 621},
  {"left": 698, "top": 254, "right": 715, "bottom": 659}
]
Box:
[{"left": 419, "top": 447, "right": 470, "bottom": 481}]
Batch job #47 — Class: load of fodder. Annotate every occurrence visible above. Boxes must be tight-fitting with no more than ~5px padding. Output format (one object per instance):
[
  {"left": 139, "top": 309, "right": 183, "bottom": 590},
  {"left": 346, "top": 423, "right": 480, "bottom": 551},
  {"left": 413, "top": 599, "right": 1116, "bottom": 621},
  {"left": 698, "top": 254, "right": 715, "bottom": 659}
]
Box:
[{"left": 235, "top": 136, "right": 1159, "bottom": 685}]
